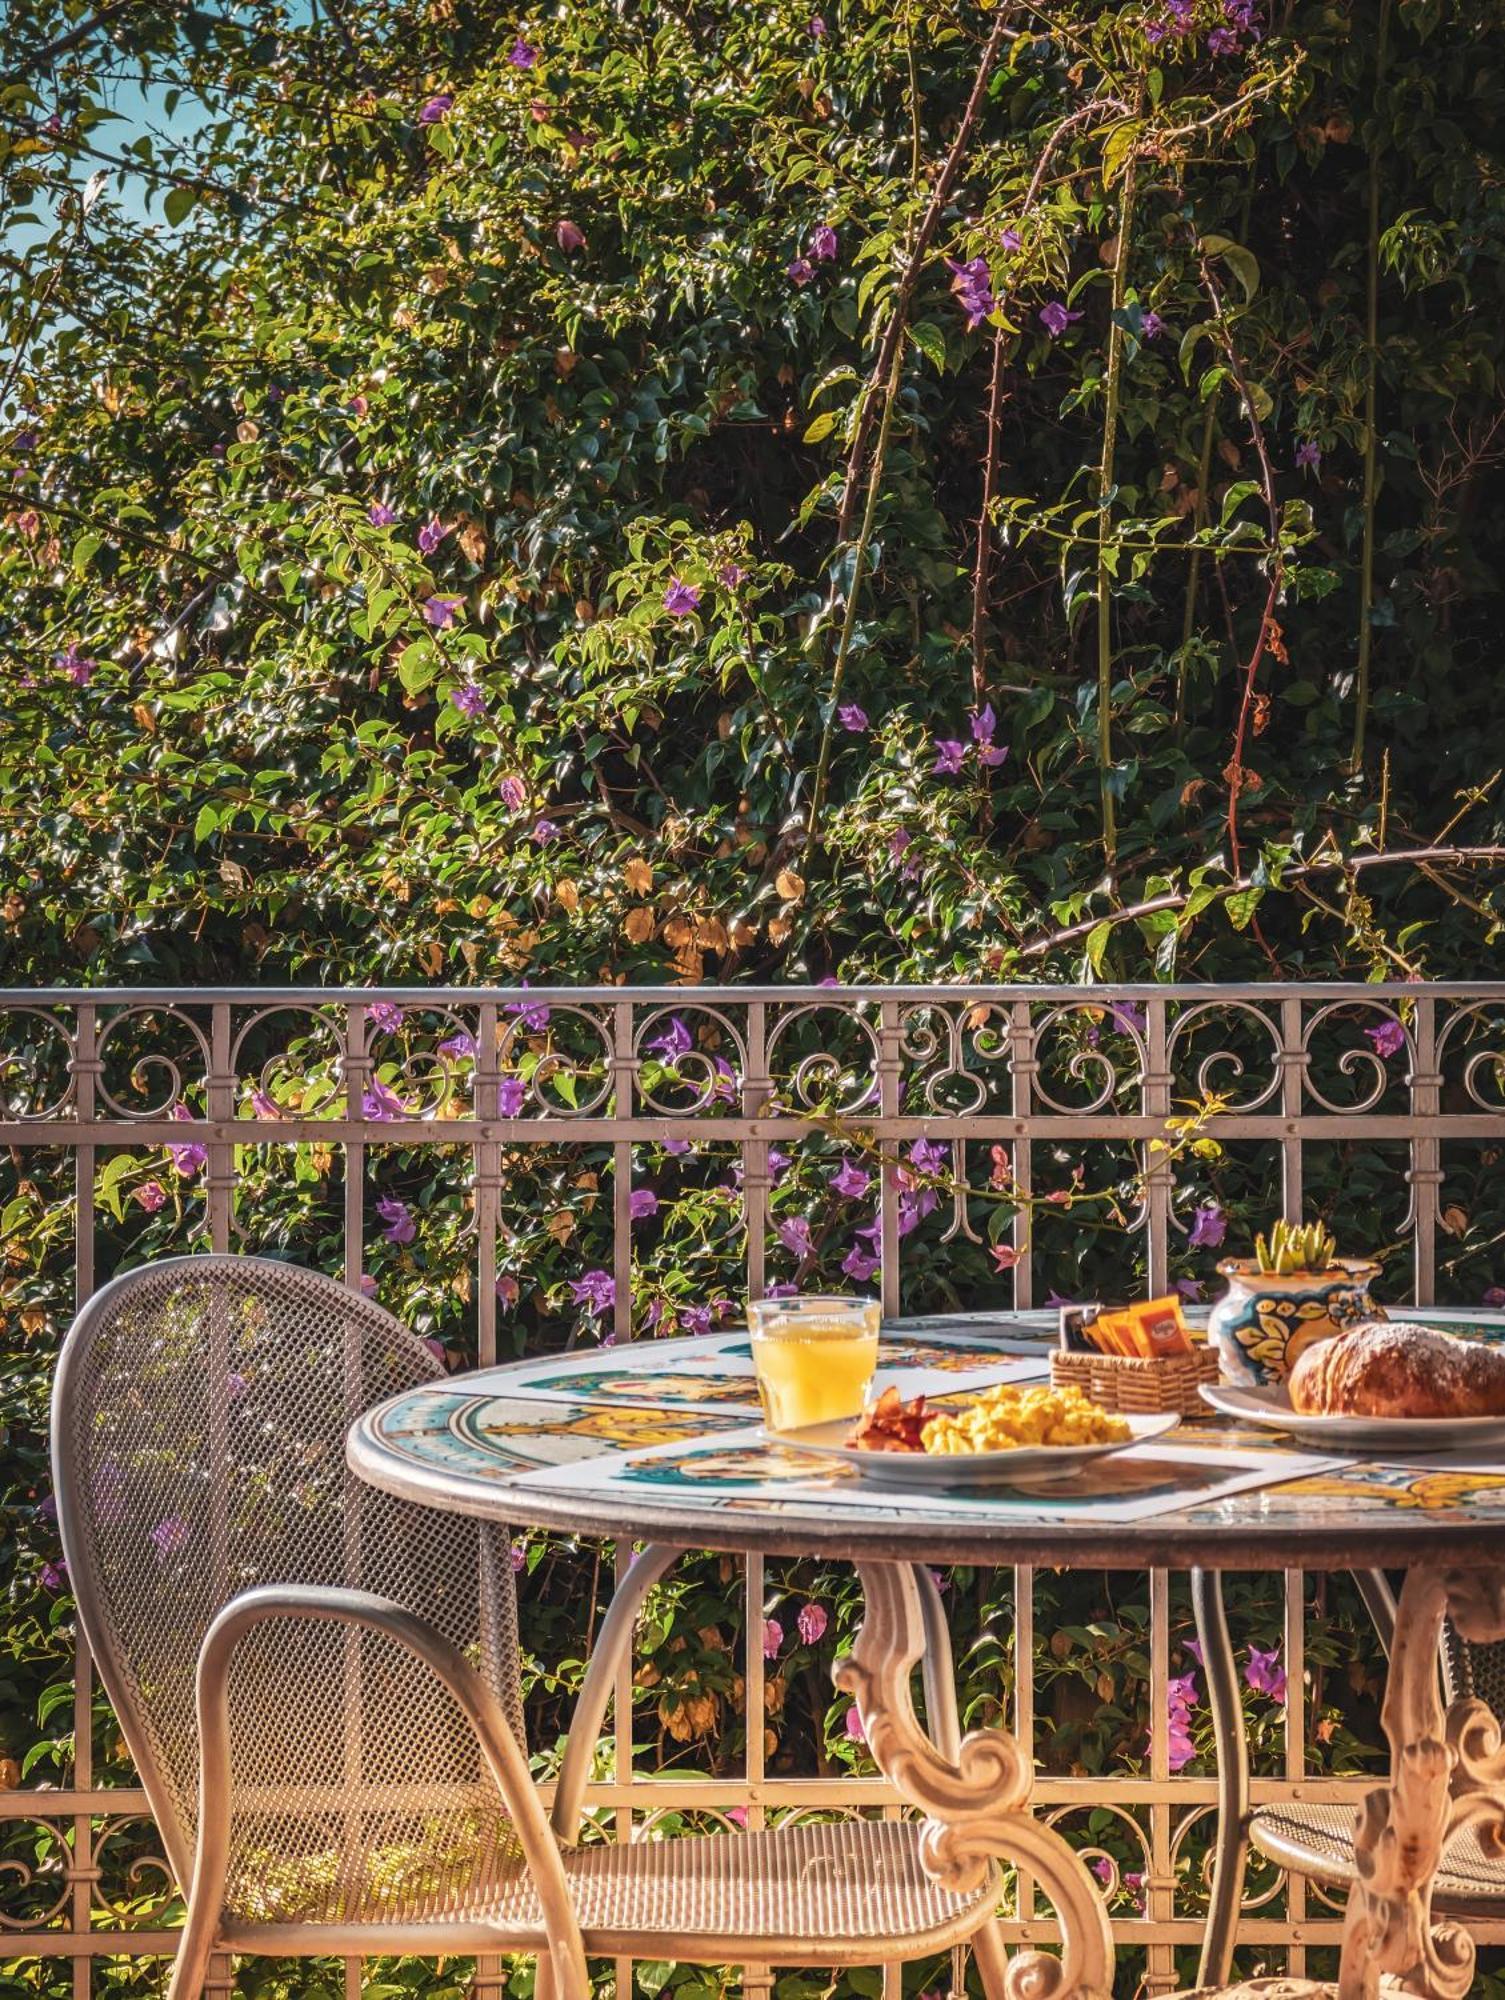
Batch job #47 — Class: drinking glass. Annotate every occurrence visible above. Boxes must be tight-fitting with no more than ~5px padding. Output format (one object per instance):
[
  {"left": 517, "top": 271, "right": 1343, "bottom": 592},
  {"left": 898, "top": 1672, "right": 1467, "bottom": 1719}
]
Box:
[{"left": 746, "top": 1294, "right": 881, "bottom": 1430}]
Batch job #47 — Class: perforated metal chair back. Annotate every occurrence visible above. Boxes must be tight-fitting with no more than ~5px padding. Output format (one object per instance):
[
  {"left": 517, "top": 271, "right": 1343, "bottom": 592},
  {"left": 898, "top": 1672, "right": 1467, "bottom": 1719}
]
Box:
[
  {"left": 1443, "top": 1623, "right": 1505, "bottom": 1715},
  {"left": 52, "top": 1256, "right": 524, "bottom": 1922}
]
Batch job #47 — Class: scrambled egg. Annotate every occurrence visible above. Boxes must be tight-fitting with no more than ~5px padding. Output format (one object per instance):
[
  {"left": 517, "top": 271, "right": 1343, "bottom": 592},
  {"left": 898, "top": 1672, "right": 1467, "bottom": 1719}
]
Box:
[{"left": 921, "top": 1382, "right": 1130, "bottom": 1455}]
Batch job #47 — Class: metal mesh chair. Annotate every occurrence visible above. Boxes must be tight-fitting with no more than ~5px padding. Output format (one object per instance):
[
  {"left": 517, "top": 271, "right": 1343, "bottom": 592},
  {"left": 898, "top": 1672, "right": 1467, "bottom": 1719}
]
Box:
[
  {"left": 1248, "top": 1625, "right": 1505, "bottom": 1920},
  {"left": 52, "top": 1256, "right": 1001, "bottom": 2000}
]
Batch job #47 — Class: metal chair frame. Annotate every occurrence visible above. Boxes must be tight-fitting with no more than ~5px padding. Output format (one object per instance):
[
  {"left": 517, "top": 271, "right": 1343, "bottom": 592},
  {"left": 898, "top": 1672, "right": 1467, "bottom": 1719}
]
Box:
[{"left": 52, "top": 1256, "right": 1004, "bottom": 2000}]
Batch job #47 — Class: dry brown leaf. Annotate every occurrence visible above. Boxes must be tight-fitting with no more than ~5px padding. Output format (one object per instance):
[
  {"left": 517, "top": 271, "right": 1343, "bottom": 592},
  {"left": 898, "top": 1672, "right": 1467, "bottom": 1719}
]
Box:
[
  {"left": 623, "top": 906, "right": 656, "bottom": 944},
  {"left": 624, "top": 857, "right": 654, "bottom": 894},
  {"left": 776, "top": 868, "right": 806, "bottom": 903}
]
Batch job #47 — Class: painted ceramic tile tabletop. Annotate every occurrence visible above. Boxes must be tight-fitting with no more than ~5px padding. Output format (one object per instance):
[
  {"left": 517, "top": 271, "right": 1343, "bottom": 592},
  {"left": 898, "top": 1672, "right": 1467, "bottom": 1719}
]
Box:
[{"left": 347, "top": 1309, "right": 1505, "bottom": 1570}]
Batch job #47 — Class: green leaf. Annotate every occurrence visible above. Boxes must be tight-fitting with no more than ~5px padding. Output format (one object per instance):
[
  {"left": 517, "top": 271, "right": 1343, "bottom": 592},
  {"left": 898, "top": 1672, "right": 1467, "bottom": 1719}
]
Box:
[
  {"left": 1200, "top": 233, "right": 1260, "bottom": 301},
  {"left": 193, "top": 803, "right": 218, "bottom": 843},
  {"left": 163, "top": 184, "right": 196, "bottom": 225},
  {"left": 1225, "top": 886, "right": 1264, "bottom": 931},
  {"left": 802, "top": 409, "right": 840, "bottom": 444},
  {"left": 908, "top": 319, "right": 947, "bottom": 372},
  {"left": 71, "top": 533, "right": 102, "bottom": 575},
  {"left": 1085, "top": 920, "right": 1113, "bottom": 974}
]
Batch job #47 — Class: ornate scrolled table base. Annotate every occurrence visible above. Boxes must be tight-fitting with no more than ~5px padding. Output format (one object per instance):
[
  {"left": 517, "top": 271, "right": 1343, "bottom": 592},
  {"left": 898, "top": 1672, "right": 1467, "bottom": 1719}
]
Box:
[
  {"left": 1339, "top": 1564, "right": 1505, "bottom": 2000},
  {"left": 839, "top": 1562, "right": 1113, "bottom": 2000}
]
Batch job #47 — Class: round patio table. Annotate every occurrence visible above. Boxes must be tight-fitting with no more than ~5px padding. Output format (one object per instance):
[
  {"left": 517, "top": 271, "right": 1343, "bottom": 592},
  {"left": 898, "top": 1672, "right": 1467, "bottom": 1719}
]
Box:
[{"left": 348, "top": 1324, "right": 1505, "bottom": 2000}]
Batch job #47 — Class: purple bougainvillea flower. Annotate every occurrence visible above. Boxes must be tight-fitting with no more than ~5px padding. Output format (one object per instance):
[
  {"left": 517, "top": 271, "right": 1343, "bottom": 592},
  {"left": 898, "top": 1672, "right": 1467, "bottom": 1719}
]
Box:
[
  {"left": 439, "top": 1030, "right": 476, "bottom": 1061},
  {"left": 1245, "top": 1645, "right": 1287, "bottom": 1701},
  {"left": 1091, "top": 1856, "right": 1114, "bottom": 1888},
  {"left": 423, "top": 1336, "right": 446, "bottom": 1367},
  {"left": 664, "top": 578, "right": 701, "bottom": 616},
  {"left": 971, "top": 701, "right": 996, "bottom": 744},
  {"left": 570, "top": 1269, "right": 615, "bottom": 1315},
  {"left": 842, "top": 1243, "right": 880, "bottom": 1282},
  {"left": 787, "top": 256, "right": 815, "bottom": 286},
  {"left": 932, "top": 737, "right": 967, "bottom": 775},
  {"left": 366, "top": 1000, "right": 405, "bottom": 1035},
  {"left": 508, "top": 35, "right": 538, "bottom": 67},
  {"left": 1109, "top": 999, "right": 1147, "bottom": 1035},
  {"left": 797, "top": 1602, "right": 828, "bottom": 1645},
  {"left": 1187, "top": 1201, "right": 1227, "bottom": 1250},
  {"left": 1141, "top": 309, "right": 1165, "bottom": 340},
  {"left": 762, "top": 1617, "right": 784, "bottom": 1659},
  {"left": 778, "top": 1216, "right": 815, "bottom": 1259},
  {"left": 717, "top": 561, "right": 746, "bottom": 588},
  {"left": 362, "top": 1078, "right": 410, "bottom": 1121},
  {"left": 830, "top": 1158, "right": 871, "bottom": 1200},
  {"left": 663, "top": 1137, "right": 693, "bottom": 1157},
  {"left": 629, "top": 1188, "right": 659, "bottom": 1221},
  {"left": 910, "top": 1137, "right": 949, "bottom": 1177},
  {"left": 837, "top": 701, "right": 868, "bottom": 732},
  {"left": 498, "top": 774, "right": 527, "bottom": 810},
  {"left": 1162, "top": 1667, "right": 1199, "bottom": 1772},
  {"left": 167, "top": 1103, "right": 208, "bottom": 1179},
  {"left": 1039, "top": 300, "right": 1084, "bottom": 337},
  {"left": 498, "top": 1075, "right": 527, "bottom": 1117},
  {"left": 133, "top": 1179, "right": 167, "bottom": 1212},
  {"left": 810, "top": 223, "right": 838, "bottom": 262},
  {"left": 376, "top": 1195, "right": 416, "bottom": 1245},
  {"left": 450, "top": 682, "right": 487, "bottom": 719},
  {"left": 358, "top": 1273, "right": 378, "bottom": 1297},
  {"left": 555, "top": 219, "right": 586, "bottom": 252},
  {"left": 504, "top": 990, "right": 551, "bottom": 1032},
  {"left": 40, "top": 1559, "right": 66, "bottom": 1591},
  {"left": 945, "top": 254, "right": 996, "bottom": 330},
  {"left": 1365, "top": 1018, "right": 1407, "bottom": 1059},
  {"left": 1207, "top": 24, "right": 1239, "bottom": 52},
  {"left": 1175, "top": 1276, "right": 1204, "bottom": 1302},
  {"left": 844, "top": 1704, "right": 866, "bottom": 1744},
  {"left": 419, "top": 92, "right": 454, "bottom": 124},
  {"left": 149, "top": 1515, "right": 189, "bottom": 1561},
  {"left": 1483, "top": 1286, "right": 1505, "bottom": 1308},
  {"left": 1296, "top": 439, "right": 1322, "bottom": 472},
  {"left": 766, "top": 1147, "right": 791, "bottom": 1181},
  {"left": 532, "top": 817, "right": 560, "bottom": 844},
  {"left": 58, "top": 643, "right": 97, "bottom": 686},
  {"left": 423, "top": 595, "right": 463, "bottom": 629},
  {"left": 808, "top": 13, "right": 827, "bottom": 34},
  {"left": 680, "top": 1304, "right": 712, "bottom": 1337},
  {"left": 249, "top": 1089, "right": 280, "bottom": 1119},
  {"left": 368, "top": 500, "right": 396, "bottom": 527},
  {"left": 648, "top": 1014, "right": 693, "bottom": 1061},
  {"left": 418, "top": 516, "right": 448, "bottom": 555}
]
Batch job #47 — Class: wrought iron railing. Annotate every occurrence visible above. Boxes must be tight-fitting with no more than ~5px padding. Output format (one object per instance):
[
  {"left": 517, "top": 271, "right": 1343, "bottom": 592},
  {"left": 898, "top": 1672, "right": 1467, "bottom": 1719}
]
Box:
[{"left": 3, "top": 982, "right": 1505, "bottom": 1996}]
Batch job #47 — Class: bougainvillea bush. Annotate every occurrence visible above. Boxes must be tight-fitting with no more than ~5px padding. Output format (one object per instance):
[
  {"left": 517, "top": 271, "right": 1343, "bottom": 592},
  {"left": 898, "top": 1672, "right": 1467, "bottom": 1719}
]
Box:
[{"left": 5, "top": 0, "right": 1505, "bottom": 1992}]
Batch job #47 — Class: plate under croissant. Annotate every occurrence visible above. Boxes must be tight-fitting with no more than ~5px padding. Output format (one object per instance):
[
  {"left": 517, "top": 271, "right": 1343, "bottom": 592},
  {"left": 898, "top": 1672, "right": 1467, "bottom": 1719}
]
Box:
[
  {"left": 770, "top": 1411, "right": 1181, "bottom": 1489},
  {"left": 1200, "top": 1381, "right": 1505, "bottom": 1451}
]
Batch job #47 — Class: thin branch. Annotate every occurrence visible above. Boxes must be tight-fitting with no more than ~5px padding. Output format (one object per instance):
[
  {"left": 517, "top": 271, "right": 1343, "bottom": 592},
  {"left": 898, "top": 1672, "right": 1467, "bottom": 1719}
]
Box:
[
  {"left": 3, "top": 1, "right": 137, "bottom": 84},
  {"left": 1017, "top": 845, "right": 1505, "bottom": 958}
]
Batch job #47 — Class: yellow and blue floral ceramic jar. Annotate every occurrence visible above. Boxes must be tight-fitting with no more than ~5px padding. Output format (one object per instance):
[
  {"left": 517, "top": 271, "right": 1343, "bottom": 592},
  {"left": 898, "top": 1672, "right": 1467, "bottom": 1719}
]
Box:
[{"left": 1208, "top": 1256, "right": 1385, "bottom": 1387}]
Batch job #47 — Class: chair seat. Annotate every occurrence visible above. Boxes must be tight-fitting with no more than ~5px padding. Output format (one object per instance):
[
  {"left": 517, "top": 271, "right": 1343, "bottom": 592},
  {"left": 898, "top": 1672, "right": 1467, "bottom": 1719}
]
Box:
[
  {"left": 224, "top": 1816, "right": 1000, "bottom": 1962},
  {"left": 1251, "top": 1800, "right": 1505, "bottom": 1915}
]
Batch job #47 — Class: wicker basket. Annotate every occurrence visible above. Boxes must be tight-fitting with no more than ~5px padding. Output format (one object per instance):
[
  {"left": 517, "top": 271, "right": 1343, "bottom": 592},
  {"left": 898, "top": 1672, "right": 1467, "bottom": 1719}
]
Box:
[{"left": 1051, "top": 1344, "right": 1220, "bottom": 1417}]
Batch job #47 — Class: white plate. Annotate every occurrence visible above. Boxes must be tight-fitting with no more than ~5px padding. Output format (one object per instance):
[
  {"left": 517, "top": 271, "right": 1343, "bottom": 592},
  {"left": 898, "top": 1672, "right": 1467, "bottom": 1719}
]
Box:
[
  {"left": 770, "top": 1410, "right": 1181, "bottom": 1489},
  {"left": 1200, "top": 1381, "right": 1505, "bottom": 1452}
]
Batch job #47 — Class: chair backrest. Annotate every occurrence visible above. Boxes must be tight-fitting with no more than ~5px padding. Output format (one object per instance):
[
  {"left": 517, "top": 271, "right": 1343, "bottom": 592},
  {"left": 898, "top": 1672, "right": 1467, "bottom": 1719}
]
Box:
[
  {"left": 1444, "top": 1623, "right": 1505, "bottom": 1714},
  {"left": 52, "top": 1256, "right": 523, "bottom": 1900}
]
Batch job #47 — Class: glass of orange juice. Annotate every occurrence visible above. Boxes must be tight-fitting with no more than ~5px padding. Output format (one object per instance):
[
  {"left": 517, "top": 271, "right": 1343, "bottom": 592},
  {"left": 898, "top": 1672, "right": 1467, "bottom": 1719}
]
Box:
[{"left": 747, "top": 1295, "right": 881, "bottom": 1430}]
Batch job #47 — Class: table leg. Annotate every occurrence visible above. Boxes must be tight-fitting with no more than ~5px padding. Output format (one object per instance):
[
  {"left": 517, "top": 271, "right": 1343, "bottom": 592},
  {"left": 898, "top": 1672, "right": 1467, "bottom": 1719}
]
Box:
[
  {"left": 841, "top": 1561, "right": 1114, "bottom": 2000},
  {"left": 1192, "top": 1567, "right": 1251, "bottom": 1992},
  {"left": 1338, "top": 1563, "right": 1505, "bottom": 2000}
]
